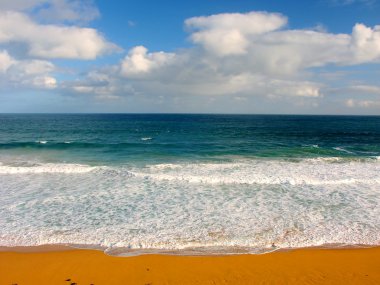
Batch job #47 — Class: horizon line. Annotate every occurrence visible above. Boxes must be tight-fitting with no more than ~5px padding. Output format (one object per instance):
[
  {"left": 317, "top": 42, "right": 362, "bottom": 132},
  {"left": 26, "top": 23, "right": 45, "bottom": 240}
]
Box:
[{"left": 0, "top": 112, "right": 380, "bottom": 117}]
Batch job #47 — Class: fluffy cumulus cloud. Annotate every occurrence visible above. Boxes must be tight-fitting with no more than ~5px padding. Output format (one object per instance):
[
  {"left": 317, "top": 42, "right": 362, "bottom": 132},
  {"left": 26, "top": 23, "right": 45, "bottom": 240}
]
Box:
[
  {"left": 0, "top": 0, "right": 118, "bottom": 93},
  {"left": 185, "top": 12, "right": 287, "bottom": 56},
  {"left": 0, "top": 11, "right": 118, "bottom": 59},
  {"left": 120, "top": 46, "right": 176, "bottom": 76},
  {"left": 0, "top": 49, "right": 57, "bottom": 89},
  {"left": 0, "top": 0, "right": 100, "bottom": 23},
  {"left": 183, "top": 12, "right": 380, "bottom": 70},
  {"left": 0, "top": 50, "right": 14, "bottom": 73},
  {"left": 74, "top": 16, "right": 378, "bottom": 88},
  {"left": 350, "top": 24, "right": 380, "bottom": 63}
]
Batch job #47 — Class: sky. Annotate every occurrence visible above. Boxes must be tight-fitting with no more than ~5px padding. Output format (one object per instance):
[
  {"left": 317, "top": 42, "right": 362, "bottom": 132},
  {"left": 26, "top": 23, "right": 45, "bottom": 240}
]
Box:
[{"left": 0, "top": 0, "right": 380, "bottom": 114}]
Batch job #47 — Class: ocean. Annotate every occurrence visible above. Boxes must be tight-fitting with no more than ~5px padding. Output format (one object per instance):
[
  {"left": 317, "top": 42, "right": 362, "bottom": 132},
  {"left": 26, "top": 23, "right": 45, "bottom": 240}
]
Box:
[{"left": 0, "top": 114, "right": 379, "bottom": 255}]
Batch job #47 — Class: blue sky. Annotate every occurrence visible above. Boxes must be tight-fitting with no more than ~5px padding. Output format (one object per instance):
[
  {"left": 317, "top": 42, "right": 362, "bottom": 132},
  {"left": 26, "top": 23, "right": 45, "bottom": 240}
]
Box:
[{"left": 0, "top": 0, "right": 380, "bottom": 114}]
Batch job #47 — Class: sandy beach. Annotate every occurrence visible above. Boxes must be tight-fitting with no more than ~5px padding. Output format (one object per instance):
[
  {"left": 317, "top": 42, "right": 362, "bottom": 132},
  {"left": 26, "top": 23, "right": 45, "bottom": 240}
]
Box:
[{"left": 1, "top": 246, "right": 379, "bottom": 284}]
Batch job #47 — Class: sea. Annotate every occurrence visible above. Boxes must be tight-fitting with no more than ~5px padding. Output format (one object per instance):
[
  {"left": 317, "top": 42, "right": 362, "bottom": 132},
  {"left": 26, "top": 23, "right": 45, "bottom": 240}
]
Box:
[{"left": 0, "top": 114, "right": 379, "bottom": 255}]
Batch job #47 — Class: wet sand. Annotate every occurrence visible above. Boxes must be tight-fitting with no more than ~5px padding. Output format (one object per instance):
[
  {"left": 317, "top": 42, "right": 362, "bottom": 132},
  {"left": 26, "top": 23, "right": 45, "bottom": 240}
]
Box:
[{"left": 1, "top": 246, "right": 380, "bottom": 284}]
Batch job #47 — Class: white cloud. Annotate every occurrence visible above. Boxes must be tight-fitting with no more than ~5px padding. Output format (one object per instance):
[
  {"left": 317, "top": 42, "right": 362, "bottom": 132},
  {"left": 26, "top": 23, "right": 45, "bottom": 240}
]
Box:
[
  {"left": 0, "top": 11, "right": 118, "bottom": 59},
  {"left": 348, "top": 84, "right": 380, "bottom": 94},
  {"left": 267, "top": 80, "right": 322, "bottom": 98},
  {"left": 120, "top": 46, "right": 176, "bottom": 76},
  {"left": 0, "top": 49, "right": 57, "bottom": 89},
  {"left": 0, "top": 50, "right": 15, "bottom": 72},
  {"left": 32, "top": 76, "right": 57, "bottom": 89},
  {"left": 0, "top": 0, "right": 45, "bottom": 11},
  {"left": 345, "top": 98, "right": 380, "bottom": 108},
  {"left": 247, "top": 30, "right": 350, "bottom": 74},
  {"left": 12, "top": 60, "right": 55, "bottom": 75},
  {"left": 64, "top": 69, "right": 136, "bottom": 100},
  {"left": 345, "top": 98, "right": 356, "bottom": 107},
  {"left": 0, "top": 0, "right": 99, "bottom": 24},
  {"left": 72, "top": 11, "right": 380, "bottom": 108},
  {"left": 350, "top": 24, "right": 380, "bottom": 63},
  {"left": 36, "top": 0, "right": 100, "bottom": 24},
  {"left": 185, "top": 12, "right": 287, "bottom": 56},
  {"left": 358, "top": 100, "right": 380, "bottom": 107},
  {"left": 185, "top": 12, "right": 380, "bottom": 71},
  {"left": 110, "top": 11, "right": 344, "bottom": 101}
]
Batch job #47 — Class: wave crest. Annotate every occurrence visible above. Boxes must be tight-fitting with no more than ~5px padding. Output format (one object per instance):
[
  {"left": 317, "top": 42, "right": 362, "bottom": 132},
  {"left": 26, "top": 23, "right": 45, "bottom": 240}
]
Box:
[{"left": 0, "top": 163, "right": 97, "bottom": 174}]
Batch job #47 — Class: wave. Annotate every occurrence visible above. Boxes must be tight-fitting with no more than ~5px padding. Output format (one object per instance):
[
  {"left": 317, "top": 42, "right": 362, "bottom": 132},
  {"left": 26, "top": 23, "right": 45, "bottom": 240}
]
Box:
[
  {"left": 1, "top": 157, "right": 379, "bottom": 253},
  {"left": 133, "top": 158, "right": 380, "bottom": 186},
  {"left": 0, "top": 141, "right": 142, "bottom": 149},
  {"left": 0, "top": 163, "right": 98, "bottom": 174},
  {"left": 0, "top": 141, "right": 379, "bottom": 161},
  {"left": 333, "top": 147, "right": 355, "bottom": 154},
  {"left": 1, "top": 157, "right": 379, "bottom": 186}
]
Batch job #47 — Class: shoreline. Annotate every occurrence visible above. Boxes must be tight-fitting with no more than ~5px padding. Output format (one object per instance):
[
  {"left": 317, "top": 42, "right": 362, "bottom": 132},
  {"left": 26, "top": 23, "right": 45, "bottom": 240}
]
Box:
[
  {"left": 0, "top": 243, "right": 377, "bottom": 256},
  {"left": 1, "top": 246, "right": 379, "bottom": 284}
]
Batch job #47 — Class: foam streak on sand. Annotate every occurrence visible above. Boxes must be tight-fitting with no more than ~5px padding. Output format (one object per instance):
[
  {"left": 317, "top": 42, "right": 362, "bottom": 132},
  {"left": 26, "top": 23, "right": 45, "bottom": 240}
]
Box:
[{"left": 0, "top": 247, "right": 380, "bottom": 284}]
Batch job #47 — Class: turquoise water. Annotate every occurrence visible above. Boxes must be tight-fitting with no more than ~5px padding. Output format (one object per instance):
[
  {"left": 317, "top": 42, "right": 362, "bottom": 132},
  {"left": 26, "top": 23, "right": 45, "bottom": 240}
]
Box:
[
  {"left": 1, "top": 114, "right": 380, "bottom": 164},
  {"left": 0, "top": 114, "right": 379, "bottom": 254}
]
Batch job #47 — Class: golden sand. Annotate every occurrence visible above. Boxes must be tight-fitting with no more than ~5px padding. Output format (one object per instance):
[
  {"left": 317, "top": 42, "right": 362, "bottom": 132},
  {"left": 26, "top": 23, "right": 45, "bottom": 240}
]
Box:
[{"left": 1, "top": 246, "right": 380, "bottom": 284}]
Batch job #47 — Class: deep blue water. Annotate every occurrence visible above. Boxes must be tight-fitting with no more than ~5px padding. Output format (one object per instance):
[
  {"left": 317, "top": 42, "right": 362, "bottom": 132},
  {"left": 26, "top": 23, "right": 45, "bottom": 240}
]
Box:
[{"left": 1, "top": 114, "right": 379, "bottom": 164}]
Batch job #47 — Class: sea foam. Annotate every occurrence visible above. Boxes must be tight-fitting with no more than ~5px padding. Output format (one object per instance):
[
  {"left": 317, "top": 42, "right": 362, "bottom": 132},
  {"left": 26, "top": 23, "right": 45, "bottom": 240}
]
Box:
[
  {"left": 0, "top": 163, "right": 97, "bottom": 174},
  {"left": 133, "top": 158, "right": 380, "bottom": 186},
  {"left": 0, "top": 158, "right": 379, "bottom": 253}
]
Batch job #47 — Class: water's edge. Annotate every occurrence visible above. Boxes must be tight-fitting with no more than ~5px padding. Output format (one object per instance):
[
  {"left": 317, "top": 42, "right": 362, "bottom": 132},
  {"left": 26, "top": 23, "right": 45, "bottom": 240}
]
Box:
[{"left": 0, "top": 243, "right": 377, "bottom": 257}]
